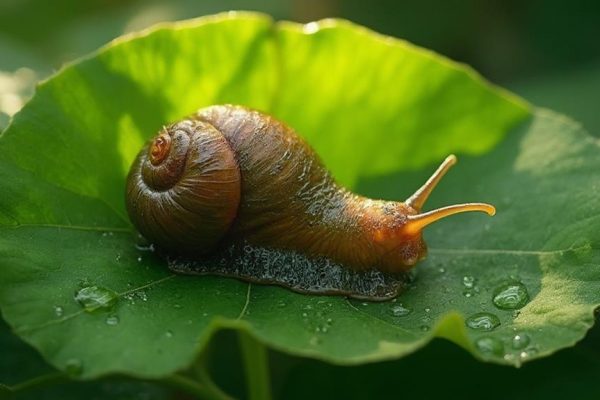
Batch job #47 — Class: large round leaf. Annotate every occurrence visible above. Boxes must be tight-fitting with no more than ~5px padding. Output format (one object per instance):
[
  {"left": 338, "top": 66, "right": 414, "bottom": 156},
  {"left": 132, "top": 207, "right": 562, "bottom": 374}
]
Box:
[{"left": 2, "top": 12, "right": 597, "bottom": 379}]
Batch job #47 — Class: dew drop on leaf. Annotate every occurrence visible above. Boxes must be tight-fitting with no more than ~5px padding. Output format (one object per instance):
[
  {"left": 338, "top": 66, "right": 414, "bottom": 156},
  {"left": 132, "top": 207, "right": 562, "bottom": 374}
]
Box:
[
  {"left": 54, "top": 305, "right": 64, "bottom": 317},
  {"left": 475, "top": 337, "right": 504, "bottom": 356},
  {"left": 420, "top": 325, "right": 430, "bottom": 332},
  {"left": 519, "top": 347, "right": 538, "bottom": 360},
  {"left": 512, "top": 333, "right": 530, "bottom": 349},
  {"left": 74, "top": 286, "right": 118, "bottom": 312},
  {"left": 135, "top": 290, "right": 148, "bottom": 302},
  {"left": 466, "top": 312, "right": 500, "bottom": 331},
  {"left": 105, "top": 315, "right": 120, "bottom": 326},
  {"left": 389, "top": 305, "right": 412, "bottom": 317},
  {"left": 135, "top": 242, "right": 155, "bottom": 252},
  {"left": 165, "top": 330, "right": 174, "bottom": 338},
  {"left": 462, "top": 275, "right": 476, "bottom": 288},
  {"left": 492, "top": 282, "right": 529, "bottom": 310}
]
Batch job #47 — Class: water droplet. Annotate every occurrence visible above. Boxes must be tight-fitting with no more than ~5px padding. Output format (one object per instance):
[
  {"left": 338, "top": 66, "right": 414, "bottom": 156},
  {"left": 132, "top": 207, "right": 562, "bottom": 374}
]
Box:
[
  {"left": 462, "top": 275, "right": 476, "bottom": 288},
  {"left": 466, "top": 312, "right": 500, "bottom": 331},
  {"left": 475, "top": 337, "right": 504, "bottom": 356},
  {"left": 115, "top": 254, "right": 121, "bottom": 262},
  {"left": 137, "top": 256, "right": 143, "bottom": 262},
  {"left": 315, "top": 324, "right": 329, "bottom": 334},
  {"left": 74, "top": 286, "right": 118, "bottom": 312},
  {"left": 309, "top": 336, "right": 321, "bottom": 345},
  {"left": 438, "top": 267, "right": 446, "bottom": 273},
  {"left": 105, "top": 315, "right": 120, "bottom": 326},
  {"left": 165, "top": 330, "right": 173, "bottom": 338},
  {"left": 389, "top": 305, "right": 412, "bottom": 317},
  {"left": 302, "top": 312, "right": 308, "bottom": 318},
  {"left": 361, "top": 302, "right": 368, "bottom": 306},
  {"left": 492, "top": 282, "right": 529, "bottom": 310},
  {"left": 512, "top": 334, "right": 531, "bottom": 350},
  {"left": 173, "top": 303, "right": 182, "bottom": 309},
  {"left": 54, "top": 306, "right": 64, "bottom": 317},
  {"left": 135, "top": 290, "right": 148, "bottom": 302},
  {"left": 519, "top": 347, "right": 538, "bottom": 360},
  {"left": 277, "top": 301, "right": 287, "bottom": 308},
  {"left": 65, "top": 359, "right": 83, "bottom": 376},
  {"left": 424, "top": 307, "right": 431, "bottom": 313},
  {"left": 463, "top": 290, "right": 474, "bottom": 298},
  {"left": 135, "top": 242, "right": 155, "bottom": 252},
  {"left": 420, "top": 325, "right": 430, "bottom": 332}
]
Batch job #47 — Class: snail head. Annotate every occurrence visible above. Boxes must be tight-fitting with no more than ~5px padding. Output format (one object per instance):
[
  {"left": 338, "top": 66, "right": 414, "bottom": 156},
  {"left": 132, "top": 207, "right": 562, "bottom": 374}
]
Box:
[{"left": 373, "top": 155, "right": 495, "bottom": 272}]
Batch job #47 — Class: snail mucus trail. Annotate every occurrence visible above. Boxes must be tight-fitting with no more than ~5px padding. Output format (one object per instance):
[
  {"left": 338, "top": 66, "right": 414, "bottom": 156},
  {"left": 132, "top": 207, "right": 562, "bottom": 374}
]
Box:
[{"left": 126, "top": 105, "right": 495, "bottom": 300}]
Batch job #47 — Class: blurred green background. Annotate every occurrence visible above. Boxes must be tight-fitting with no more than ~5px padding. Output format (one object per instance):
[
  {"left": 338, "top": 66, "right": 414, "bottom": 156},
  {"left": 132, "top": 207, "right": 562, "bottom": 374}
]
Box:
[
  {"left": 1, "top": 0, "right": 599, "bottom": 398},
  {"left": 1, "top": 0, "right": 599, "bottom": 133}
]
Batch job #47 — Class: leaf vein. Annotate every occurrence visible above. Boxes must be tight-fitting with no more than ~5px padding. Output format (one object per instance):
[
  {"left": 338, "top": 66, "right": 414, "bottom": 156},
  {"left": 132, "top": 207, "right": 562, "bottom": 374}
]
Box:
[{"left": 237, "top": 284, "right": 252, "bottom": 320}]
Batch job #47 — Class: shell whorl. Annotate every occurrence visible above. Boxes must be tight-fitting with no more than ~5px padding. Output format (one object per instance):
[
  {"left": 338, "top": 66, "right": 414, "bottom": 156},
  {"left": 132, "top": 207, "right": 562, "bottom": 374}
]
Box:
[{"left": 126, "top": 118, "right": 241, "bottom": 255}]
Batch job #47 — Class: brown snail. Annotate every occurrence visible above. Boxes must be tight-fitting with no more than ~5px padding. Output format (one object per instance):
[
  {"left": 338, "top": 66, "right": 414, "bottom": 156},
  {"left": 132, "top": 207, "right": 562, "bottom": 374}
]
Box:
[{"left": 126, "top": 105, "right": 495, "bottom": 300}]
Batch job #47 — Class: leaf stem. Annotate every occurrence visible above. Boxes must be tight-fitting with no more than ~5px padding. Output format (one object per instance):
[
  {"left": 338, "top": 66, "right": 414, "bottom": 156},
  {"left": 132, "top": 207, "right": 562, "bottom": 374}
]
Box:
[
  {"left": 10, "top": 371, "right": 68, "bottom": 393},
  {"left": 238, "top": 331, "right": 272, "bottom": 400},
  {"left": 160, "top": 373, "right": 231, "bottom": 400}
]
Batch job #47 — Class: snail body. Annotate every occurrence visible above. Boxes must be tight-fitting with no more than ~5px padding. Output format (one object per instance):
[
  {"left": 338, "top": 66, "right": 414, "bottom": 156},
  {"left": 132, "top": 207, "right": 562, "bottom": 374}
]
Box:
[{"left": 126, "top": 105, "right": 495, "bottom": 299}]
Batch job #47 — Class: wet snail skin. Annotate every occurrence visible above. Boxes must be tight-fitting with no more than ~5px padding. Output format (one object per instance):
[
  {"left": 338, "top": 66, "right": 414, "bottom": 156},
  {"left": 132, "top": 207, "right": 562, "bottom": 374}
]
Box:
[{"left": 126, "top": 105, "right": 495, "bottom": 300}]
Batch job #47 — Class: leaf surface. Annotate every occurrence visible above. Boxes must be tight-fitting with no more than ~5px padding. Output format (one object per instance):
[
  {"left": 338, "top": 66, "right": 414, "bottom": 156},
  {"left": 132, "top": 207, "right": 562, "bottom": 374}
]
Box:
[{"left": 2, "top": 13, "right": 596, "bottom": 379}]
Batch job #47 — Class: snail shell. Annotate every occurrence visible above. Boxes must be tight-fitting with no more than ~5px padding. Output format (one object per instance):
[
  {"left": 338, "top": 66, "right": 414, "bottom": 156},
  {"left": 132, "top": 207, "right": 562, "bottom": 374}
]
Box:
[{"left": 126, "top": 105, "right": 495, "bottom": 299}]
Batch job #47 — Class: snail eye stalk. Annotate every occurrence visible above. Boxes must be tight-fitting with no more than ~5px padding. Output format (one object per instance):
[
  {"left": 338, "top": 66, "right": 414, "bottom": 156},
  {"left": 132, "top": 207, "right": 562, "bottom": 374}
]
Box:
[
  {"left": 404, "top": 203, "right": 495, "bottom": 235},
  {"left": 403, "top": 155, "right": 495, "bottom": 235}
]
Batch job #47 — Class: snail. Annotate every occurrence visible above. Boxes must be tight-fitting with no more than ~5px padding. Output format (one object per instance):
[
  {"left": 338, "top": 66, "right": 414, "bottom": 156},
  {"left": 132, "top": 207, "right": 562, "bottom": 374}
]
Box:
[{"left": 126, "top": 105, "right": 495, "bottom": 300}]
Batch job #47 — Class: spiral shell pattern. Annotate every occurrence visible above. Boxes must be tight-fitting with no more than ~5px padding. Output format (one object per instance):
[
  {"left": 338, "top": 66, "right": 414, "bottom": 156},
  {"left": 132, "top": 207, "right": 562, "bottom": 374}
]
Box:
[{"left": 126, "top": 119, "right": 241, "bottom": 255}]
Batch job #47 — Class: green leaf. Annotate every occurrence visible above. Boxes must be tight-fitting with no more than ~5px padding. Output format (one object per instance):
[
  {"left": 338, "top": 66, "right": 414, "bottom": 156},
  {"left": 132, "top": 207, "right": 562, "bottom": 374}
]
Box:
[
  {"left": 3, "top": 12, "right": 595, "bottom": 381},
  {"left": 509, "top": 63, "right": 600, "bottom": 138}
]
